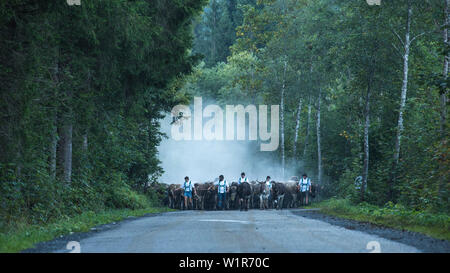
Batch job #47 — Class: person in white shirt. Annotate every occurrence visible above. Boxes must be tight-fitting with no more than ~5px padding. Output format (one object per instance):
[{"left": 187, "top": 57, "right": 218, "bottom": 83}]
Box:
[
  {"left": 182, "top": 176, "right": 196, "bottom": 210},
  {"left": 216, "top": 175, "right": 229, "bottom": 210},
  {"left": 261, "top": 176, "right": 272, "bottom": 209},
  {"left": 265, "top": 176, "right": 272, "bottom": 190},
  {"left": 238, "top": 172, "right": 249, "bottom": 184},
  {"left": 298, "top": 173, "right": 312, "bottom": 206}
]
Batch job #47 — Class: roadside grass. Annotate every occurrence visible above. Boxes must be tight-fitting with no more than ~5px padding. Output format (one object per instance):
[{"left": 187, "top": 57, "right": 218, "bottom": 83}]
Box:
[
  {"left": 0, "top": 207, "right": 174, "bottom": 253},
  {"left": 306, "top": 198, "right": 450, "bottom": 241}
]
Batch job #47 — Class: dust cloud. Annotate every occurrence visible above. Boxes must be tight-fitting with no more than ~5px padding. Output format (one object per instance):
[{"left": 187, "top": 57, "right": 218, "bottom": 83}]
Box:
[{"left": 157, "top": 115, "right": 302, "bottom": 184}]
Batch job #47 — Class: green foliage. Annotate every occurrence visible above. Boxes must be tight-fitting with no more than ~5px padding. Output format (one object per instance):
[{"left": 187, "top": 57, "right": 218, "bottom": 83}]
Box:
[
  {"left": 104, "top": 173, "right": 150, "bottom": 210},
  {"left": 189, "top": 0, "right": 448, "bottom": 212},
  {"left": 0, "top": 207, "right": 172, "bottom": 253},
  {"left": 193, "top": 0, "right": 252, "bottom": 66},
  {"left": 0, "top": 0, "right": 205, "bottom": 227},
  {"left": 314, "top": 198, "right": 450, "bottom": 240}
]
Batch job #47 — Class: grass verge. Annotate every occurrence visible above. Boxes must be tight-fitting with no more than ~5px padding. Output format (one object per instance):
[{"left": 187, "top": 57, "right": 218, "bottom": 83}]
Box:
[
  {"left": 306, "top": 198, "right": 450, "bottom": 241},
  {"left": 0, "top": 207, "right": 173, "bottom": 253}
]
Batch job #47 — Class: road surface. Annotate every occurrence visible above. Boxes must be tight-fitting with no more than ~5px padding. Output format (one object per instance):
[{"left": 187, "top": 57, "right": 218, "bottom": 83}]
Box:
[{"left": 53, "top": 209, "right": 419, "bottom": 253}]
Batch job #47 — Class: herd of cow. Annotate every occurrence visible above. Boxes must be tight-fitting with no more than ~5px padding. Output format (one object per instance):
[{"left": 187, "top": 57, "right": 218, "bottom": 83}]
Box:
[{"left": 167, "top": 179, "right": 319, "bottom": 211}]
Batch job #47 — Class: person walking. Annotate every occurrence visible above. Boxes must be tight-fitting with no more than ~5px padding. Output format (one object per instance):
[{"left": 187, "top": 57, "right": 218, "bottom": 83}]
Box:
[
  {"left": 216, "top": 175, "right": 228, "bottom": 210},
  {"left": 238, "top": 172, "right": 249, "bottom": 184},
  {"left": 182, "top": 176, "right": 196, "bottom": 210},
  {"left": 261, "top": 176, "right": 272, "bottom": 209},
  {"left": 298, "top": 173, "right": 312, "bottom": 206}
]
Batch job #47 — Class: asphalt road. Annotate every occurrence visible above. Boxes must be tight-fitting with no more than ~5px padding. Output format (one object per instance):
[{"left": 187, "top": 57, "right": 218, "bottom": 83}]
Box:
[{"left": 53, "top": 209, "right": 419, "bottom": 253}]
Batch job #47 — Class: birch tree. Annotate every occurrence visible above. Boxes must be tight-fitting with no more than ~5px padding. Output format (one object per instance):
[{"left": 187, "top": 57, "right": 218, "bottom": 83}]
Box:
[
  {"left": 280, "top": 58, "right": 287, "bottom": 179},
  {"left": 361, "top": 66, "right": 374, "bottom": 201},
  {"left": 441, "top": 0, "right": 449, "bottom": 139},
  {"left": 293, "top": 98, "right": 303, "bottom": 159},
  {"left": 316, "top": 87, "right": 322, "bottom": 185},
  {"left": 439, "top": 0, "right": 449, "bottom": 205},
  {"left": 303, "top": 96, "right": 312, "bottom": 160},
  {"left": 391, "top": 1, "right": 413, "bottom": 190},
  {"left": 390, "top": 0, "right": 431, "bottom": 197}
]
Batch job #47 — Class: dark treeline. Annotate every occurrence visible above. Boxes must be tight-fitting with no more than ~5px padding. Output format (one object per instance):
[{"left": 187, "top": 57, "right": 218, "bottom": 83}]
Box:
[
  {"left": 0, "top": 0, "right": 206, "bottom": 226},
  {"left": 185, "top": 0, "right": 448, "bottom": 211}
]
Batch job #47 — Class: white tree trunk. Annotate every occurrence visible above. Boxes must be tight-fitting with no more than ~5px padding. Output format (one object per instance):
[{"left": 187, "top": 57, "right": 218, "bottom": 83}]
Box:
[
  {"left": 293, "top": 98, "right": 302, "bottom": 159},
  {"left": 316, "top": 88, "right": 322, "bottom": 185},
  {"left": 361, "top": 75, "right": 372, "bottom": 201},
  {"left": 439, "top": 0, "right": 449, "bottom": 204},
  {"left": 59, "top": 85, "right": 73, "bottom": 184},
  {"left": 442, "top": 0, "right": 449, "bottom": 138},
  {"left": 303, "top": 96, "right": 312, "bottom": 160},
  {"left": 393, "top": 2, "right": 412, "bottom": 167},
  {"left": 50, "top": 60, "right": 58, "bottom": 180},
  {"left": 16, "top": 150, "right": 22, "bottom": 179},
  {"left": 82, "top": 132, "right": 88, "bottom": 156},
  {"left": 303, "top": 59, "right": 314, "bottom": 161},
  {"left": 280, "top": 59, "right": 287, "bottom": 179},
  {"left": 392, "top": 2, "right": 412, "bottom": 194},
  {"left": 62, "top": 120, "right": 72, "bottom": 184},
  {"left": 50, "top": 111, "right": 57, "bottom": 179},
  {"left": 211, "top": 0, "right": 217, "bottom": 63},
  {"left": 81, "top": 130, "right": 89, "bottom": 166},
  {"left": 390, "top": 1, "right": 412, "bottom": 199},
  {"left": 394, "top": 3, "right": 412, "bottom": 165}
]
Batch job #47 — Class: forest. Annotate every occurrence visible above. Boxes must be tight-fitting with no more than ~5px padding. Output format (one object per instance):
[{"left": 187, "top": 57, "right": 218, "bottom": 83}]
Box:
[
  {"left": 0, "top": 0, "right": 448, "bottom": 235},
  {"left": 0, "top": 0, "right": 207, "bottom": 227},
  {"left": 188, "top": 0, "right": 449, "bottom": 211}
]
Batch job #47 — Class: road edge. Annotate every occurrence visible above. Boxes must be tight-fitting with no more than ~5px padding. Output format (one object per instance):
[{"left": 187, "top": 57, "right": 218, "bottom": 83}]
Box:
[
  {"left": 21, "top": 212, "right": 169, "bottom": 253},
  {"left": 290, "top": 209, "right": 450, "bottom": 253}
]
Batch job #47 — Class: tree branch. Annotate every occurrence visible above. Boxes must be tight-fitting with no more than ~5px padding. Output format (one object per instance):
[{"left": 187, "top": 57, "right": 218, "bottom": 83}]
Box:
[
  {"left": 391, "top": 43, "right": 403, "bottom": 58},
  {"left": 391, "top": 28, "right": 405, "bottom": 47}
]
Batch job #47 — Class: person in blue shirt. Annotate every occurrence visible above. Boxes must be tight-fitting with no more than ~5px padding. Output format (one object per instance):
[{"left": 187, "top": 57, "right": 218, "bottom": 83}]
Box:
[
  {"left": 182, "top": 176, "right": 196, "bottom": 210},
  {"left": 298, "top": 173, "right": 312, "bottom": 206},
  {"left": 238, "top": 172, "right": 249, "bottom": 184},
  {"left": 216, "top": 175, "right": 229, "bottom": 210}
]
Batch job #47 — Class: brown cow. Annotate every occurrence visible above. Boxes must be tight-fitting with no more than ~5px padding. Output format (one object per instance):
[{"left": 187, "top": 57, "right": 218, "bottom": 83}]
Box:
[
  {"left": 271, "top": 182, "right": 286, "bottom": 210},
  {"left": 227, "top": 182, "right": 239, "bottom": 210},
  {"left": 194, "top": 183, "right": 211, "bottom": 210},
  {"left": 285, "top": 182, "right": 300, "bottom": 208},
  {"left": 167, "top": 184, "right": 180, "bottom": 209},
  {"left": 237, "top": 182, "right": 252, "bottom": 211},
  {"left": 173, "top": 187, "right": 185, "bottom": 209},
  {"left": 250, "top": 181, "right": 260, "bottom": 209},
  {"left": 204, "top": 182, "right": 217, "bottom": 210},
  {"left": 257, "top": 181, "right": 271, "bottom": 210}
]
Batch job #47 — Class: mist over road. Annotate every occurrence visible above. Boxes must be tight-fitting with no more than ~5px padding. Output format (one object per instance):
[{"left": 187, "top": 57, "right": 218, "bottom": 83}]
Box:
[{"left": 53, "top": 209, "right": 418, "bottom": 253}]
